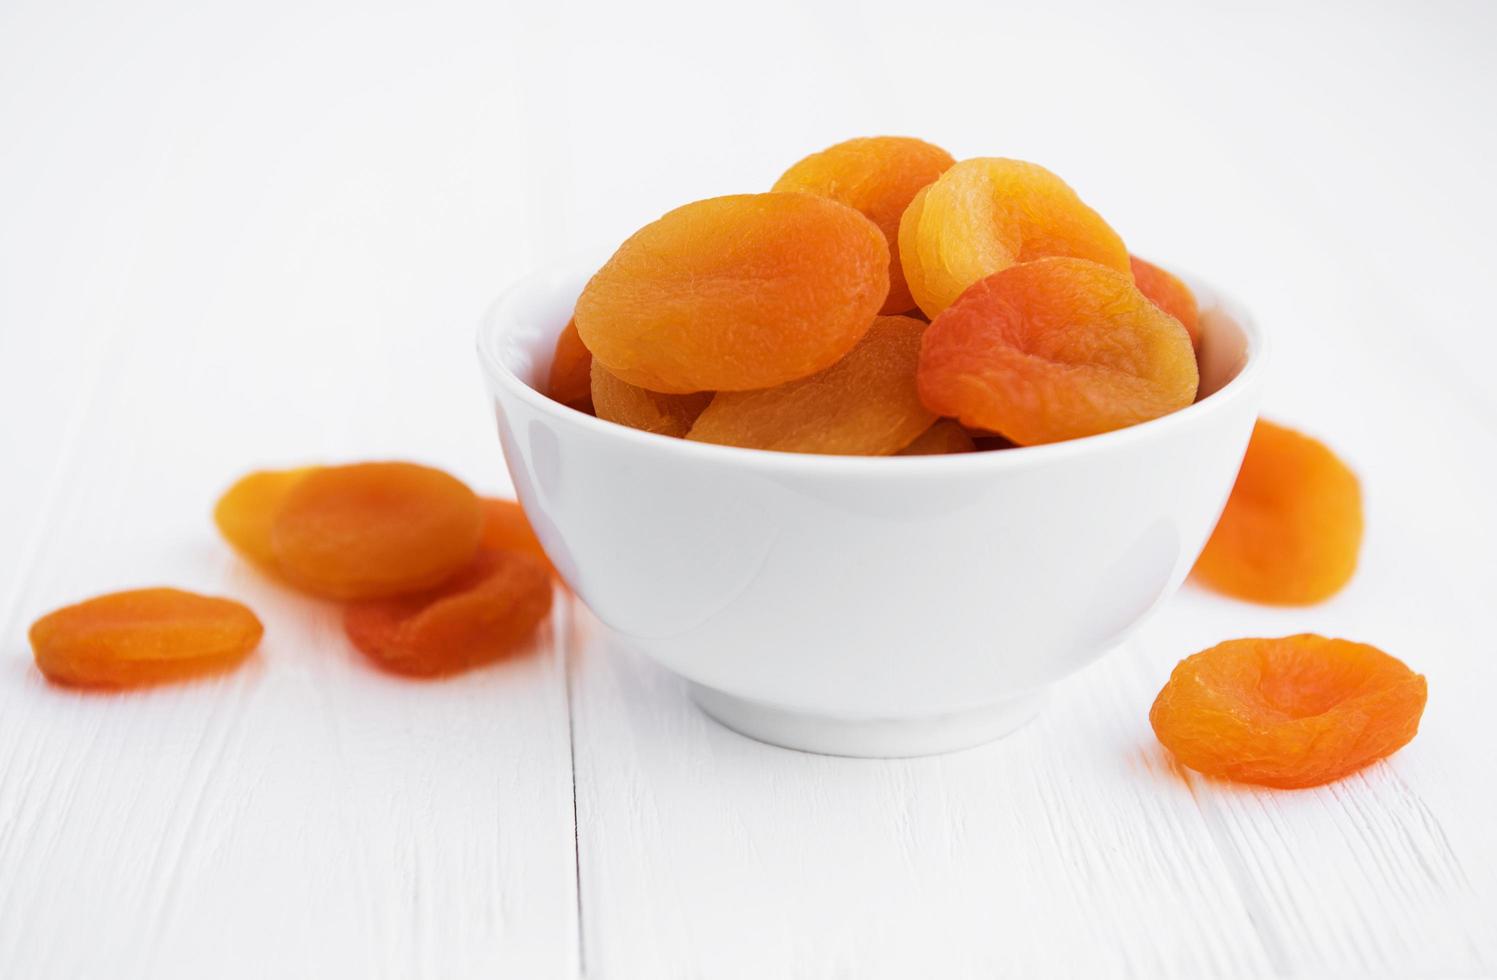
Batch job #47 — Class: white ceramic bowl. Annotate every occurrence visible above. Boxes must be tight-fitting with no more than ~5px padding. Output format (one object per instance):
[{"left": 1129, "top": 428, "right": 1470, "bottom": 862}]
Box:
[{"left": 477, "top": 257, "right": 1266, "bottom": 757}]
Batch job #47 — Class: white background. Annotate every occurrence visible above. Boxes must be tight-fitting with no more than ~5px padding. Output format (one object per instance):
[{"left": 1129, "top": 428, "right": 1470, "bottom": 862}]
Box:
[{"left": 3, "top": 1, "right": 1496, "bottom": 976}]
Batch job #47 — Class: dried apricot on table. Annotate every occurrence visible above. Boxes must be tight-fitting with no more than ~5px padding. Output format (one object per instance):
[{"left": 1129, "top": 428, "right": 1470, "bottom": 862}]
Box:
[
  {"left": 1193, "top": 420, "right": 1362, "bottom": 604},
  {"left": 1150, "top": 635, "right": 1426, "bottom": 788},
  {"left": 30, "top": 588, "right": 262, "bottom": 688},
  {"left": 575, "top": 192, "right": 889, "bottom": 393},
  {"left": 773, "top": 136, "right": 955, "bottom": 315},
  {"left": 344, "top": 549, "right": 553, "bottom": 677},
  {"left": 899, "top": 158, "right": 1130, "bottom": 317},
  {"left": 270, "top": 462, "right": 481, "bottom": 600},
  {"left": 479, "top": 496, "right": 554, "bottom": 574},
  {"left": 686, "top": 315, "right": 934, "bottom": 455},
  {"left": 548, "top": 318, "right": 594, "bottom": 414},
  {"left": 917, "top": 257, "right": 1199, "bottom": 445},
  {"left": 1130, "top": 256, "right": 1200, "bottom": 349},
  {"left": 592, "top": 362, "right": 712, "bottom": 437},
  {"left": 213, "top": 466, "right": 317, "bottom": 567},
  {"left": 897, "top": 419, "right": 976, "bottom": 455}
]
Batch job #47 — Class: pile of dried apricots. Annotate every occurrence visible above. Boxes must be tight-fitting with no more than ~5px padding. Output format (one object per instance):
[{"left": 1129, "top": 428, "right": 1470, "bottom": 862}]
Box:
[{"left": 27, "top": 135, "right": 1425, "bottom": 792}]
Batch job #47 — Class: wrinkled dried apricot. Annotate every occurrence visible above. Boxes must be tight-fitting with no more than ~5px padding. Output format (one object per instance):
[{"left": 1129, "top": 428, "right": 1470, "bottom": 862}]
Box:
[
  {"left": 897, "top": 419, "right": 976, "bottom": 455},
  {"left": 900, "top": 158, "right": 1130, "bottom": 317},
  {"left": 479, "top": 496, "right": 554, "bottom": 575},
  {"left": 30, "top": 588, "right": 262, "bottom": 688},
  {"left": 344, "top": 549, "right": 553, "bottom": 677},
  {"left": 271, "top": 462, "right": 481, "bottom": 600},
  {"left": 548, "top": 319, "right": 594, "bottom": 414},
  {"left": 773, "top": 136, "right": 955, "bottom": 315},
  {"left": 214, "top": 467, "right": 316, "bottom": 567},
  {"left": 1150, "top": 635, "right": 1426, "bottom": 788},
  {"left": 592, "top": 362, "right": 713, "bottom": 437},
  {"left": 1193, "top": 420, "right": 1362, "bottom": 604},
  {"left": 917, "top": 258, "right": 1198, "bottom": 445},
  {"left": 1130, "top": 256, "right": 1200, "bottom": 349},
  {"left": 575, "top": 193, "right": 889, "bottom": 393},
  {"left": 687, "top": 315, "right": 934, "bottom": 455}
]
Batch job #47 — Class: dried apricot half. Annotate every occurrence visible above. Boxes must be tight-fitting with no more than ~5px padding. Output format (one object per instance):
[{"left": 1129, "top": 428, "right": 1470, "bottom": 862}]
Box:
[
  {"left": 591, "top": 362, "right": 713, "bottom": 437},
  {"left": 917, "top": 258, "right": 1198, "bottom": 445},
  {"left": 548, "top": 318, "right": 594, "bottom": 414},
  {"left": 899, "top": 158, "right": 1130, "bottom": 317},
  {"left": 1130, "top": 256, "right": 1200, "bottom": 349},
  {"left": 344, "top": 549, "right": 553, "bottom": 677},
  {"left": 686, "top": 315, "right": 934, "bottom": 455},
  {"left": 1193, "top": 420, "right": 1362, "bottom": 605},
  {"left": 214, "top": 466, "right": 316, "bottom": 567},
  {"left": 896, "top": 419, "right": 976, "bottom": 455},
  {"left": 575, "top": 192, "right": 889, "bottom": 393},
  {"left": 270, "top": 462, "right": 481, "bottom": 600},
  {"left": 1150, "top": 635, "right": 1426, "bottom": 788},
  {"left": 773, "top": 136, "right": 955, "bottom": 315},
  {"left": 30, "top": 588, "right": 262, "bottom": 688}
]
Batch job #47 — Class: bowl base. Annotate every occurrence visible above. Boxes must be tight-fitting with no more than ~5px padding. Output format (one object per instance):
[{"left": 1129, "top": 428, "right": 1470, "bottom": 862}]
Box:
[{"left": 686, "top": 684, "right": 1047, "bottom": 758}]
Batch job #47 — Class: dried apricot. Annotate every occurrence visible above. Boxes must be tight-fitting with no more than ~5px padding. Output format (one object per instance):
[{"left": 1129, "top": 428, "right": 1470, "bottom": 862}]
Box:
[
  {"left": 897, "top": 419, "right": 977, "bottom": 456},
  {"left": 575, "top": 193, "right": 889, "bottom": 393},
  {"left": 214, "top": 467, "right": 316, "bottom": 567},
  {"left": 1130, "top": 256, "right": 1200, "bottom": 349},
  {"left": 773, "top": 136, "right": 955, "bottom": 315},
  {"left": 1193, "top": 420, "right": 1362, "bottom": 604},
  {"left": 687, "top": 315, "right": 934, "bottom": 455},
  {"left": 479, "top": 496, "right": 554, "bottom": 575},
  {"left": 899, "top": 158, "right": 1130, "bottom": 317},
  {"left": 1150, "top": 635, "right": 1426, "bottom": 788},
  {"left": 270, "top": 462, "right": 481, "bottom": 600},
  {"left": 30, "top": 588, "right": 262, "bottom": 688},
  {"left": 548, "top": 319, "right": 594, "bottom": 414},
  {"left": 917, "top": 258, "right": 1198, "bottom": 445},
  {"left": 592, "top": 362, "right": 712, "bottom": 437},
  {"left": 344, "top": 549, "right": 553, "bottom": 677}
]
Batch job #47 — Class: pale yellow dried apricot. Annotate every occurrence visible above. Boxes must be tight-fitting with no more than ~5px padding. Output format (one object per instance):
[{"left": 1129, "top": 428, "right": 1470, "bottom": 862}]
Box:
[{"left": 214, "top": 467, "right": 316, "bottom": 567}]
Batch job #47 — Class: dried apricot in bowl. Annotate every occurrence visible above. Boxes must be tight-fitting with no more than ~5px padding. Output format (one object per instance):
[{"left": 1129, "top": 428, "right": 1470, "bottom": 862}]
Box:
[
  {"left": 344, "top": 549, "right": 553, "bottom": 677},
  {"left": 591, "top": 361, "right": 713, "bottom": 437},
  {"left": 1129, "top": 256, "right": 1200, "bottom": 349},
  {"left": 575, "top": 192, "right": 889, "bottom": 393},
  {"left": 773, "top": 136, "right": 955, "bottom": 315},
  {"left": 1150, "top": 635, "right": 1426, "bottom": 788},
  {"left": 899, "top": 158, "right": 1130, "bottom": 318},
  {"left": 270, "top": 462, "right": 482, "bottom": 600},
  {"left": 548, "top": 318, "right": 594, "bottom": 414},
  {"left": 1193, "top": 420, "right": 1363, "bottom": 605},
  {"left": 30, "top": 588, "right": 263, "bottom": 688},
  {"left": 214, "top": 466, "right": 317, "bottom": 567},
  {"left": 687, "top": 315, "right": 934, "bottom": 455},
  {"left": 916, "top": 257, "right": 1199, "bottom": 445}
]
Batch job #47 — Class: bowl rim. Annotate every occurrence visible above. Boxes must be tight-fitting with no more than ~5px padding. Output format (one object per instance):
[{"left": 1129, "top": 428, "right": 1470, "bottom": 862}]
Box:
[{"left": 476, "top": 258, "right": 1268, "bottom": 475}]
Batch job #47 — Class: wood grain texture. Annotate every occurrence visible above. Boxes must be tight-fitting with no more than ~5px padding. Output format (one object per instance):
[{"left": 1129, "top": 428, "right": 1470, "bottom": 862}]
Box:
[{"left": 4, "top": 0, "right": 1497, "bottom": 977}]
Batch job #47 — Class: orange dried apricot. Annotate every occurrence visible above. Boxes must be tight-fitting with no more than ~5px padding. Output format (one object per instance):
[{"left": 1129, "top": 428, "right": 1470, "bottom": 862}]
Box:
[
  {"left": 686, "top": 315, "right": 934, "bottom": 455},
  {"left": 899, "top": 158, "right": 1130, "bottom": 317},
  {"left": 575, "top": 193, "right": 889, "bottom": 393},
  {"left": 917, "top": 258, "right": 1198, "bottom": 445},
  {"left": 897, "top": 419, "right": 977, "bottom": 455},
  {"left": 1150, "top": 635, "right": 1426, "bottom": 788},
  {"left": 592, "top": 362, "right": 713, "bottom": 437},
  {"left": 344, "top": 549, "right": 553, "bottom": 677},
  {"left": 1193, "top": 420, "right": 1362, "bottom": 604},
  {"left": 30, "top": 588, "right": 262, "bottom": 688},
  {"left": 1130, "top": 256, "right": 1200, "bottom": 349},
  {"left": 479, "top": 496, "right": 554, "bottom": 575},
  {"left": 548, "top": 319, "right": 594, "bottom": 414},
  {"left": 270, "top": 462, "right": 481, "bottom": 600},
  {"left": 214, "top": 466, "right": 316, "bottom": 567},
  {"left": 773, "top": 136, "right": 955, "bottom": 315}
]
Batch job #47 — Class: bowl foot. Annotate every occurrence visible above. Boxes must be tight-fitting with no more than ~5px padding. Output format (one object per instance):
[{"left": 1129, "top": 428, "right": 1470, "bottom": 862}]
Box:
[{"left": 686, "top": 684, "right": 1048, "bottom": 758}]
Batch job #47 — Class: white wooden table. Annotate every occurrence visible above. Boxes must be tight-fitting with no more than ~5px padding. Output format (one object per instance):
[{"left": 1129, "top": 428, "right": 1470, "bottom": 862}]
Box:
[{"left": 3, "top": 1, "right": 1495, "bottom": 976}]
